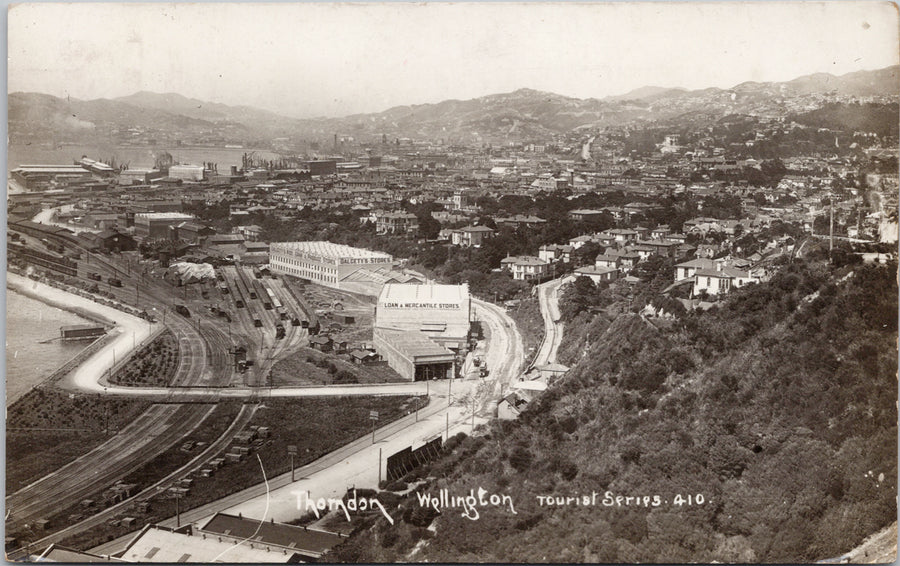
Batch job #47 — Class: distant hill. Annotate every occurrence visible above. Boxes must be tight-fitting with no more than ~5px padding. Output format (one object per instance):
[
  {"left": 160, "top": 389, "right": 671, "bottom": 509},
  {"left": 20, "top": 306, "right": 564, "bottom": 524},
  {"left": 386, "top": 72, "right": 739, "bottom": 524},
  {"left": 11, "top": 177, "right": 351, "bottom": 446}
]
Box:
[
  {"left": 603, "top": 85, "right": 688, "bottom": 102},
  {"left": 8, "top": 65, "right": 898, "bottom": 147},
  {"left": 113, "top": 91, "right": 302, "bottom": 136}
]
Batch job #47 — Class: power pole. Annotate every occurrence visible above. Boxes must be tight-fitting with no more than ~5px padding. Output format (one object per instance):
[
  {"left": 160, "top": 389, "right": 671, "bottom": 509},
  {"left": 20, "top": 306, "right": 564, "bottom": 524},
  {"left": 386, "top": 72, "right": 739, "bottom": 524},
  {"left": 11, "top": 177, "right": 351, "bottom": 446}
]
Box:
[{"left": 174, "top": 492, "right": 182, "bottom": 528}]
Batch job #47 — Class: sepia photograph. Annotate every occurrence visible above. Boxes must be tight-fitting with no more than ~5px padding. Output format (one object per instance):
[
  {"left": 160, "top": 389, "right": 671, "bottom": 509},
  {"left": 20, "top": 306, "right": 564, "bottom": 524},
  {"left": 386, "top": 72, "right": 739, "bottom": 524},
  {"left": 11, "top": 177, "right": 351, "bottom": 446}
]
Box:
[{"left": 5, "top": 2, "right": 899, "bottom": 562}]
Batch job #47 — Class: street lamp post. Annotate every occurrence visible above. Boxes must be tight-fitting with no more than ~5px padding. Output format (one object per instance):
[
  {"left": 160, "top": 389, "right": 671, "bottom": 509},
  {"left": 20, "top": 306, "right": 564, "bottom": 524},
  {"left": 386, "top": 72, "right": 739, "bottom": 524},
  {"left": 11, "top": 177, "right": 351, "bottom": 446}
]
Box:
[{"left": 288, "top": 445, "right": 297, "bottom": 482}]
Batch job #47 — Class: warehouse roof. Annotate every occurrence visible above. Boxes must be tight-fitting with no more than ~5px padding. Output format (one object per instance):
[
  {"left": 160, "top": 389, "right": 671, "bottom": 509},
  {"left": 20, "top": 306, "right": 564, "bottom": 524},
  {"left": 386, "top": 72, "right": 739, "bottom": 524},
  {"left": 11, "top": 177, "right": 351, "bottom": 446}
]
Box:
[
  {"left": 272, "top": 241, "right": 392, "bottom": 260},
  {"left": 118, "top": 525, "right": 290, "bottom": 563},
  {"left": 201, "top": 513, "right": 343, "bottom": 556},
  {"left": 375, "top": 329, "right": 455, "bottom": 359},
  {"left": 379, "top": 283, "right": 469, "bottom": 304},
  {"left": 134, "top": 212, "right": 194, "bottom": 220}
]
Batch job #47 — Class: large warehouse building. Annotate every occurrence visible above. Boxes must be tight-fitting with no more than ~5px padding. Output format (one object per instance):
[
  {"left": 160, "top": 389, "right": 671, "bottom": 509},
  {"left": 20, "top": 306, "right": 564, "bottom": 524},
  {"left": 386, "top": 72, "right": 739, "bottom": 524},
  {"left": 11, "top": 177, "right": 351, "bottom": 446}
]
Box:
[
  {"left": 133, "top": 212, "right": 196, "bottom": 240},
  {"left": 269, "top": 241, "right": 394, "bottom": 290},
  {"left": 373, "top": 283, "right": 472, "bottom": 381}
]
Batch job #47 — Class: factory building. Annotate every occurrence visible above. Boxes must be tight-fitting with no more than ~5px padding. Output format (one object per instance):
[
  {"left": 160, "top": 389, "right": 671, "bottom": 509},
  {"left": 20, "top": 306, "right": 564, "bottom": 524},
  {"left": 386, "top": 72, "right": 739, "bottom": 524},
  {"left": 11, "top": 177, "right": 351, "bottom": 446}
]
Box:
[
  {"left": 375, "top": 283, "right": 471, "bottom": 349},
  {"left": 373, "top": 283, "right": 472, "bottom": 381},
  {"left": 305, "top": 159, "right": 338, "bottom": 176},
  {"left": 168, "top": 164, "right": 206, "bottom": 182},
  {"left": 269, "top": 241, "right": 393, "bottom": 290},
  {"left": 11, "top": 165, "right": 93, "bottom": 190},
  {"left": 133, "top": 212, "right": 196, "bottom": 240},
  {"left": 374, "top": 329, "right": 456, "bottom": 381},
  {"left": 119, "top": 168, "right": 165, "bottom": 186}
]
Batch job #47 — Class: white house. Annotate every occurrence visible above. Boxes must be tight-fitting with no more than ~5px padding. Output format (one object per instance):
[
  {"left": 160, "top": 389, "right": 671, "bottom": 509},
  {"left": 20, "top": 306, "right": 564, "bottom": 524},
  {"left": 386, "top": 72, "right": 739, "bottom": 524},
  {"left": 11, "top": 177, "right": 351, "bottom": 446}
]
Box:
[
  {"left": 501, "top": 256, "right": 550, "bottom": 281},
  {"left": 574, "top": 265, "right": 619, "bottom": 284}
]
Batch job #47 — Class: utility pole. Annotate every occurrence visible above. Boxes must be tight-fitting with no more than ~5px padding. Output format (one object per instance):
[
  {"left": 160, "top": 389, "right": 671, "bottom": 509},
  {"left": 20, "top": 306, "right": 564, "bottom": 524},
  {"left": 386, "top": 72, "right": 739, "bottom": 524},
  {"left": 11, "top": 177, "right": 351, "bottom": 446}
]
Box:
[
  {"left": 445, "top": 412, "right": 449, "bottom": 441},
  {"left": 174, "top": 491, "right": 183, "bottom": 528},
  {"left": 378, "top": 448, "right": 382, "bottom": 486},
  {"left": 288, "top": 445, "right": 297, "bottom": 482}
]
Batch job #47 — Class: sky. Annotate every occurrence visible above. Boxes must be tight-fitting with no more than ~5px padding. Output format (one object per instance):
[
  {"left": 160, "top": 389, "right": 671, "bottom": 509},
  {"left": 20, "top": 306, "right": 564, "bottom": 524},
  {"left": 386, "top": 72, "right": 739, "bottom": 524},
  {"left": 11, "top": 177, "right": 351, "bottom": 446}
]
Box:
[{"left": 7, "top": 2, "right": 899, "bottom": 119}]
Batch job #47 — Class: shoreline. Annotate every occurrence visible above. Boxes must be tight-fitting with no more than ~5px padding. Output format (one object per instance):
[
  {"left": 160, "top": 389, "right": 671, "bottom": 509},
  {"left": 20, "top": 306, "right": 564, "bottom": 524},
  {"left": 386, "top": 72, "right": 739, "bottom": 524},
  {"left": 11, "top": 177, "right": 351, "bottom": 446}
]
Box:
[
  {"left": 7, "top": 276, "right": 116, "bottom": 328},
  {"left": 6, "top": 272, "right": 153, "bottom": 394}
]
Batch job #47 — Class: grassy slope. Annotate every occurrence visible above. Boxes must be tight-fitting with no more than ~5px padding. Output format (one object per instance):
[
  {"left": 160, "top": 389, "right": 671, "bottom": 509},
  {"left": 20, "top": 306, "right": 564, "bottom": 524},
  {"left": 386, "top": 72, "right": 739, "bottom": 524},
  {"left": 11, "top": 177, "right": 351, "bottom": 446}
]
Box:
[
  {"left": 329, "top": 259, "right": 898, "bottom": 563},
  {"left": 7, "top": 389, "right": 153, "bottom": 494}
]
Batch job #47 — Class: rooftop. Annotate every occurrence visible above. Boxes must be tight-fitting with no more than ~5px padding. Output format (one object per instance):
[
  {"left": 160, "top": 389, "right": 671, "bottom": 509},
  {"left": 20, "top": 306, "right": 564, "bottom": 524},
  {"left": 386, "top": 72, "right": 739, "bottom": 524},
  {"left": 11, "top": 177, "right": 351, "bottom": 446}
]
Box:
[
  {"left": 379, "top": 283, "right": 469, "bottom": 304},
  {"left": 272, "top": 241, "right": 392, "bottom": 261},
  {"left": 118, "top": 525, "right": 291, "bottom": 563},
  {"left": 375, "top": 329, "right": 455, "bottom": 359},
  {"left": 575, "top": 265, "right": 618, "bottom": 275},
  {"left": 134, "top": 212, "right": 195, "bottom": 220},
  {"left": 201, "top": 513, "right": 343, "bottom": 556},
  {"left": 501, "top": 255, "right": 549, "bottom": 266}
]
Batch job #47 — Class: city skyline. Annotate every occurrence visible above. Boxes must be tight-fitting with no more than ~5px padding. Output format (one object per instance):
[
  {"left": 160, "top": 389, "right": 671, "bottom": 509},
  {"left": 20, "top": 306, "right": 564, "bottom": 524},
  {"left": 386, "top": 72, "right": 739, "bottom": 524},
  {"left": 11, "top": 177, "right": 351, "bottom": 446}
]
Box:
[{"left": 8, "top": 2, "right": 899, "bottom": 119}]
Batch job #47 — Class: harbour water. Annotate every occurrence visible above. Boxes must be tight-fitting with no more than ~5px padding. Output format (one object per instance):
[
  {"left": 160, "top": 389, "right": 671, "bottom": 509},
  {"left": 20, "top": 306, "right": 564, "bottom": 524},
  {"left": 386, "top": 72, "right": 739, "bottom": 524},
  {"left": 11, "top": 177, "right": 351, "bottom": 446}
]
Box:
[
  {"left": 7, "top": 144, "right": 281, "bottom": 173},
  {"left": 5, "top": 289, "right": 94, "bottom": 405}
]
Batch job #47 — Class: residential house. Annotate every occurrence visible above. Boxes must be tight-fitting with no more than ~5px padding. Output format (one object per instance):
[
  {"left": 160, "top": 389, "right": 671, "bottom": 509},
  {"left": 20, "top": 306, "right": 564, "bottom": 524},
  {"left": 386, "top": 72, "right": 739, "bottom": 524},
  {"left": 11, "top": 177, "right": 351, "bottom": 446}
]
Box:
[
  {"left": 538, "top": 244, "right": 573, "bottom": 263},
  {"left": 598, "top": 248, "right": 640, "bottom": 272},
  {"left": 633, "top": 239, "right": 680, "bottom": 258},
  {"left": 376, "top": 212, "right": 419, "bottom": 235},
  {"left": 692, "top": 266, "right": 758, "bottom": 297},
  {"left": 568, "top": 234, "right": 595, "bottom": 249},
  {"left": 493, "top": 215, "right": 547, "bottom": 230},
  {"left": 608, "top": 228, "right": 638, "bottom": 243},
  {"left": 651, "top": 225, "right": 671, "bottom": 239},
  {"left": 574, "top": 265, "right": 619, "bottom": 284},
  {"left": 500, "top": 255, "right": 550, "bottom": 281},
  {"left": 235, "top": 225, "right": 262, "bottom": 241},
  {"left": 568, "top": 209, "right": 606, "bottom": 222},
  {"left": 674, "top": 258, "right": 718, "bottom": 281},
  {"left": 451, "top": 225, "right": 495, "bottom": 247}
]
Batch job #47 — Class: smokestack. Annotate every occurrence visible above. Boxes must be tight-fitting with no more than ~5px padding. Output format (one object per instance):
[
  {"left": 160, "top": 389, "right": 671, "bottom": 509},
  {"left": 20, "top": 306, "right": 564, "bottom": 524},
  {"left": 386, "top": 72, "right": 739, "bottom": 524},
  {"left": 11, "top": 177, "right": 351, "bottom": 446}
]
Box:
[{"left": 230, "top": 165, "right": 237, "bottom": 176}]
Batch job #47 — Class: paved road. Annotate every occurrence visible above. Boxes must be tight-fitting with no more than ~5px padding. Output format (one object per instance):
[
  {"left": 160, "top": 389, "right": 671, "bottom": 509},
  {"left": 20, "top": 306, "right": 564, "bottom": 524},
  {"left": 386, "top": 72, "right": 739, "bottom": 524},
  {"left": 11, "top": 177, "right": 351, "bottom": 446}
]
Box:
[
  {"left": 472, "top": 298, "right": 525, "bottom": 412},
  {"left": 581, "top": 136, "right": 595, "bottom": 161},
  {"left": 532, "top": 276, "right": 570, "bottom": 368}
]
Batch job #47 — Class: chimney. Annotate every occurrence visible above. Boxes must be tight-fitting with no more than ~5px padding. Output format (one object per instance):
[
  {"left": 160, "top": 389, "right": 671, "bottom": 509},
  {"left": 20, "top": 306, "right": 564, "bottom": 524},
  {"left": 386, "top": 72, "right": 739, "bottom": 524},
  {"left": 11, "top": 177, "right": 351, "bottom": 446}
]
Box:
[{"left": 231, "top": 165, "right": 238, "bottom": 176}]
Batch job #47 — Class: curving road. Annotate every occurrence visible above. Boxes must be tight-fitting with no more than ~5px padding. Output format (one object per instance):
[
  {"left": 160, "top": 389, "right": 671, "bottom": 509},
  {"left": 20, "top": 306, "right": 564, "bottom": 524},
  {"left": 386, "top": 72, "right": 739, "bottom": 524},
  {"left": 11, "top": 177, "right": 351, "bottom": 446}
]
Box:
[{"left": 532, "top": 276, "right": 571, "bottom": 368}]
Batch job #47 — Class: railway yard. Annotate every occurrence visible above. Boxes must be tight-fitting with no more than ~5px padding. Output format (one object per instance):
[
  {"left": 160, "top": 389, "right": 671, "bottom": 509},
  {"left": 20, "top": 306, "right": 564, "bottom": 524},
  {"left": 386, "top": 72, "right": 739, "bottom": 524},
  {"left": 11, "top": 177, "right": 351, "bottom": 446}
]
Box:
[
  {"left": 6, "top": 221, "right": 370, "bottom": 555},
  {"left": 5, "top": 217, "right": 524, "bottom": 559}
]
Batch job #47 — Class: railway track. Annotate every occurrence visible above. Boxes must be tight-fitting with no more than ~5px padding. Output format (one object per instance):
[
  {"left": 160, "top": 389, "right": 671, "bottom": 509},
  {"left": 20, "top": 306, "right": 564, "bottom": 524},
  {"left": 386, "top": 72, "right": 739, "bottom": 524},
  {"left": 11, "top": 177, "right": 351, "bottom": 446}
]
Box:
[
  {"left": 7, "top": 403, "right": 258, "bottom": 561},
  {"left": 7, "top": 235, "right": 309, "bottom": 555},
  {"left": 6, "top": 240, "right": 234, "bottom": 549},
  {"left": 6, "top": 403, "right": 215, "bottom": 530}
]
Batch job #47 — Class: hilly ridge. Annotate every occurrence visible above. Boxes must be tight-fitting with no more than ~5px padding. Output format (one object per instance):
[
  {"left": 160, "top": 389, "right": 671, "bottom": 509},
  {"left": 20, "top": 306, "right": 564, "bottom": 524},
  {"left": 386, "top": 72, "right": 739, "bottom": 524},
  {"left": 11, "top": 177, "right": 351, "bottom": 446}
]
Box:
[{"left": 8, "top": 65, "right": 898, "bottom": 147}]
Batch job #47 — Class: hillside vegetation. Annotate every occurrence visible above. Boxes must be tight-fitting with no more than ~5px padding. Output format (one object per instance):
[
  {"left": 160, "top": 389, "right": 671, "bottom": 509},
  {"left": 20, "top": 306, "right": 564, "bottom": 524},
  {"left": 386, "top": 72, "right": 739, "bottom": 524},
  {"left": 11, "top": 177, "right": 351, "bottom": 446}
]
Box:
[{"left": 330, "top": 257, "right": 897, "bottom": 563}]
